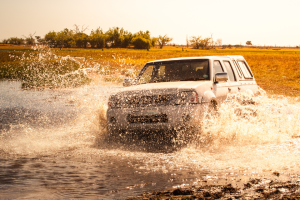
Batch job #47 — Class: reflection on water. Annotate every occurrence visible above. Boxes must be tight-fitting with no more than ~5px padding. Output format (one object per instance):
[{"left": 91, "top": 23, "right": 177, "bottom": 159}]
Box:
[{"left": 1, "top": 80, "right": 300, "bottom": 199}]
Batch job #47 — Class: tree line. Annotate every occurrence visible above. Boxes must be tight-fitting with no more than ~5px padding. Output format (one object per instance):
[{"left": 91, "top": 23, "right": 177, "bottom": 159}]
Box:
[
  {"left": 1, "top": 25, "right": 174, "bottom": 49},
  {"left": 2, "top": 25, "right": 230, "bottom": 49},
  {"left": 2, "top": 32, "right": 36, "bottom": 46}
]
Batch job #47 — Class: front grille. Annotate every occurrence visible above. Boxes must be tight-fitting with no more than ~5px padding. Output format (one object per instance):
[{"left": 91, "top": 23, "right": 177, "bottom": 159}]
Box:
[
  {"left": 120, "top": 94, "right": 172, "bottom": 107},
  {"left": 127, "top": 114, "right": 168, "bottom": 123},
  {"left": 154, "top": 95, "right": 170, "bottom": 104},
  {"left": 141, "top": 96, "right": 153, "bottom": 104},
  {"left": 125, "top": 96, "right": 140, "bottom": 105}
]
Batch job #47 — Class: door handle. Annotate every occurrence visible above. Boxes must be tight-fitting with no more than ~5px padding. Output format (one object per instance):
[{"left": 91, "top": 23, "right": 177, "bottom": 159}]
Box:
[
  {"left": 238, "top": 87, "right": 241, "bottom": 91},
  {"left": 228, "top": 88, "right": 231, "bottom": 92}
]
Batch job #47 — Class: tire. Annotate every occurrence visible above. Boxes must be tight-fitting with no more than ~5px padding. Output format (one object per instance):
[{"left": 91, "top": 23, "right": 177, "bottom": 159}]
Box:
[
  {"left": 210, "top": 100, "right": 218, "bottom": 111},
  {"left": 205, "top": 100, "right": 219, "bottom": 118}
]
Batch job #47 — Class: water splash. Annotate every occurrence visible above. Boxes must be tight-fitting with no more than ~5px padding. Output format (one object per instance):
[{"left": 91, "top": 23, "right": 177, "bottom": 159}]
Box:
[
  {"left": 199, "top": 89, "right": 300, "bottom": 146},
  {"left": 0, "top": 80, "right": 114, "bottom": 156},
  {"left": 2, "top": 45, "right": 141, "bottom": 89}
]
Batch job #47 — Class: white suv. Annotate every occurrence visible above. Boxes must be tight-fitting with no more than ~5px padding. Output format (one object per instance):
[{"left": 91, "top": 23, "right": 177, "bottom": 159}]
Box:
[{"left": 107, "top": 56, "right": 258, "bottom": 139}]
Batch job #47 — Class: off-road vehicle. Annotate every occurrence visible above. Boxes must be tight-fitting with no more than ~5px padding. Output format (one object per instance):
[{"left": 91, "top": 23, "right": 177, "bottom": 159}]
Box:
[{"left": 107, "top": 56, "right": 258, "bottom": 141}]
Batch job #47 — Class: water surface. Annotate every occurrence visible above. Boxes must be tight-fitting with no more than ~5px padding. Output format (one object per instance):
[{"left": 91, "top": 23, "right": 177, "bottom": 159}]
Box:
[{"left": 1, "top": 80, "right": 300, "bottom": 199}]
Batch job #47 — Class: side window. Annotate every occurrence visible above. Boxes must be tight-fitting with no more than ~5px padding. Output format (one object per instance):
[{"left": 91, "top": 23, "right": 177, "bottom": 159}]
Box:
[
  {"left": 213, "top": 60, "right": 224, "bottom": 76},
  {"left": 139, "top": 65, "right": 154, "bottom": 84},
  {"left": 238, "top": 61, "right": 253, "bottom": 78},
  {"left": 223, "top": 61, "right": 236, "bottom": 81},
  {"left": 233, "top": 61, "right": 243, "bottom": 78}
]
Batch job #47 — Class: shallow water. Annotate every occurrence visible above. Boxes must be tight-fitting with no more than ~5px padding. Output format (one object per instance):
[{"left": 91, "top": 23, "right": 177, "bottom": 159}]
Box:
[{"left": 1, "top": 80, "right": 300, "bottom": 199}]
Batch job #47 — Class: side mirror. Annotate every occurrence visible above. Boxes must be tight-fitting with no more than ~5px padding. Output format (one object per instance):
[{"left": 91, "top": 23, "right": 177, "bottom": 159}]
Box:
[
  {"left": 215, "top": 72, "right": 228, "bottom": 83},
  {"left": 123, "top": 78, "right": 135, "bottom": 87}
]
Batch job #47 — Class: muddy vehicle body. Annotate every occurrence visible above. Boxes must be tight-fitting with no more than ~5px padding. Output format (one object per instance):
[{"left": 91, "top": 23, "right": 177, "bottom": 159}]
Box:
[{"left": 107, "top": 56, "right": 258, "bottom": 140}]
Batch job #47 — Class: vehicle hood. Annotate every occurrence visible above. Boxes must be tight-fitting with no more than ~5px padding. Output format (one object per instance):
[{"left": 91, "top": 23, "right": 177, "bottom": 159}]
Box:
[{"left": 115, "top": 81, "right": 211, "bottom": 96}]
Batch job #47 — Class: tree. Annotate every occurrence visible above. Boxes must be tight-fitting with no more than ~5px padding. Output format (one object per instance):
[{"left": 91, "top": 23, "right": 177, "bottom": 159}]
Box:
[
  {"left": 131, "top": 36, "right": 151, "bottom": 49},
  {"left": 106, "top": 27, "right": 132, "bottom": 48},
  {"left": 7, "top": 37, "right": 25, "bottom": 45},
  {"left": 151, "top": 37, "right": 157, "bottom": 47},
  {"left": 45, "top": 31, "right": 57, "bottom": 47},
  {"left": 131, "top": 30, "right": 152, "bottom": 49},
  {"left": 74, "top": 32, "right": 88, "bottom": 48},
  {"left": 189, "top": 36, "right": 202, "bottom": 49},
  {"left": 56, "top": 28, "right": 75, "bottom": 48},
  {"left": 37, "top": 38, "right": 47, "bottom": 45},
  {"left": 201, "top": 37, "right": 211, "bottom": 49},
  {"left": 135, "top": 30, "right": 151, "bottom": 40},
  {"left": 89, "top": 28, "right": 106, "bottom": 48},
  {"left": 2, "top": 39, "right": 8, "bottom": 44},
  {"left": 63, "top": 28, "right": 75, "bottom": 47},
  {"left": 23, "top": 32, "right": 36, "bottom": 45},
  {"left": 157, "top": 34, "right": 172, "bottom": 49},
  {"left": 189, "top": 36, "right": 211, "bottom": 49},
  {"left": 73, "top": 24, "right": 88, "bottom": 34},
  {"left": 35, "top": 36, "right": 47, "bottom": 45},
  {"left": 121, "top": 33, "right": 133, "bottom": 48},
  {"left": 72, "top": 24, "right": 89, "bottom": 48},
  {"left": 246, "top": 41, "right": 252, "bottom": 45},
  {"left": 56, "top": 31, "right": 66, "bottom": 48}
]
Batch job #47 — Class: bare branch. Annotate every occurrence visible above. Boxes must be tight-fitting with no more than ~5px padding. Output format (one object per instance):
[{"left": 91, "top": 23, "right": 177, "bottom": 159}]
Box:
[
  {"left": 22, "top": 32, "right": 36, "bottom": 39},
  {"left": 73, "top": 24, "right": 89, "bottom": 33},
  {"left": 81, "top": 24, "right": 89, "bottom": 33}
]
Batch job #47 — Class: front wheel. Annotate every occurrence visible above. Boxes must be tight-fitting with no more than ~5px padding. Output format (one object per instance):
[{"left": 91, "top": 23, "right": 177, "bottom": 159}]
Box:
[
  {"left": 209, "top": 100, "right": 218, "bottom": 112},
  {"left": 204, "top": 100, "right": 219, "bottom": 119}
]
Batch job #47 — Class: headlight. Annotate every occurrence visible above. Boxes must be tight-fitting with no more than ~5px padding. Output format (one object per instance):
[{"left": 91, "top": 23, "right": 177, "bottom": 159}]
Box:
[
  {"left": 175, "top": 91, "right": 199, "bottom": 105},
  {"left": 189, "top": 91, "right": 199, "bottom": 103}
]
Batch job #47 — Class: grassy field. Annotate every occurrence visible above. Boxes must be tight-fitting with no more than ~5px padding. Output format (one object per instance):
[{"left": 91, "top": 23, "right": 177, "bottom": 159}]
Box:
[{"left": 1, "top": 44, "right": 300, "bottom": 97}]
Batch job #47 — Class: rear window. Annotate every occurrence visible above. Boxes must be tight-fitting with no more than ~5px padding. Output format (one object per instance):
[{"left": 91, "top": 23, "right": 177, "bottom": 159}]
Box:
[{"left": 238, "top": 61, "right": 253, "bottom": 78}]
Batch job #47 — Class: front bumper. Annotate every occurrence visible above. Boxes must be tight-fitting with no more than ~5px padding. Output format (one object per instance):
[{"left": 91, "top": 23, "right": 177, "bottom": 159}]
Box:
[{"left": 107, "top": 104, "right": 205, "bottom": 132}]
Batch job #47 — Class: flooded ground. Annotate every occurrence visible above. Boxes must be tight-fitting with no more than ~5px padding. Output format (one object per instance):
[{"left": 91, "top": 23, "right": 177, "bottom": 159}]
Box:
[{"left": 1, "top": 80, "right": 300, "bottom": 199}]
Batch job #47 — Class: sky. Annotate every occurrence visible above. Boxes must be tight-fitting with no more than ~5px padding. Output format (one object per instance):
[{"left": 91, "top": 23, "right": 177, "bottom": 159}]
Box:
[{"left": 1, "top": 0, "right": 300, "bottom": 46}]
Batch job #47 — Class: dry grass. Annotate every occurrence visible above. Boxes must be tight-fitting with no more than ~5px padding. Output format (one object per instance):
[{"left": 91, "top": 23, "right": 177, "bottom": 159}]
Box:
[
  {"left": 1, "top": 45, "right": 300, "bottom": 96},
  {"left": 0, "top": 44, "right": 32, "bottom": 50}
]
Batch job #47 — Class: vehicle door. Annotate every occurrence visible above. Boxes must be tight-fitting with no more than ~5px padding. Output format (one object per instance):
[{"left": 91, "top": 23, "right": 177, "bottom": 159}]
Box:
[
  {"left": 213, "top": 60, "right": 229, "bottom": 101},
  {"left": 222, "top": 60, "right": 239, "bottom": 94}
]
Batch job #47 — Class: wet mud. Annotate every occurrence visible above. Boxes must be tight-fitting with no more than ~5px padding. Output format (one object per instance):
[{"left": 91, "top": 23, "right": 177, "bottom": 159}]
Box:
[{"left": 132, "top": 179, "right": 300, "bottom": 199}]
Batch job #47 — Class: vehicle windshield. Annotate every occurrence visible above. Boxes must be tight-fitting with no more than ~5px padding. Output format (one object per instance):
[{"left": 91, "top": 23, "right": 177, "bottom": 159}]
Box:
[{"left": 138, "top": 59, "right": 209, "bottom": 84}]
